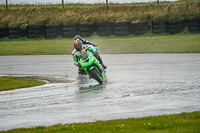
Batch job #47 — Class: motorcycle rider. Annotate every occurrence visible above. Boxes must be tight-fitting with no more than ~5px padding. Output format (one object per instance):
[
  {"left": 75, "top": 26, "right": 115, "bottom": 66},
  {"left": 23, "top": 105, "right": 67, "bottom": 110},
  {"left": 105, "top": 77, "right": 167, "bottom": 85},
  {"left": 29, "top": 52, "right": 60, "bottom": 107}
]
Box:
[{"left": 72, "top": 36, "right": 107, "bottom": 74}]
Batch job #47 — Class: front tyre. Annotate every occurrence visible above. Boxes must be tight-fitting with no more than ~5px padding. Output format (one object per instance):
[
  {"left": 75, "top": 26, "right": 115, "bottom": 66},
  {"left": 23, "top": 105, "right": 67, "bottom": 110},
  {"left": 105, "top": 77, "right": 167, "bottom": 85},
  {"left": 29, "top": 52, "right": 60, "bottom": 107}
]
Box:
[{"left": 90, "top": 67, "right": 103, "bottom": 84}]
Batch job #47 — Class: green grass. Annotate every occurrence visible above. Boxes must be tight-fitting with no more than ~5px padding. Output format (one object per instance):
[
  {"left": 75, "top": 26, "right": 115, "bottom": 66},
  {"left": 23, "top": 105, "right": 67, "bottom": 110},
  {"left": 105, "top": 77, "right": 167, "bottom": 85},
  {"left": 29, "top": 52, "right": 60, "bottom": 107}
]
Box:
[
  {"left": 0, "top": 77, "right": 46, "bottom": 91},
  {"left": 0, "top": 1, "right": 200, "bottom": 27},
  {"left": 1, "top": 111, "right": 199, "bottom": 133},
  {"left": 0, "top": 33, "right": 200, "bottom": 55}
]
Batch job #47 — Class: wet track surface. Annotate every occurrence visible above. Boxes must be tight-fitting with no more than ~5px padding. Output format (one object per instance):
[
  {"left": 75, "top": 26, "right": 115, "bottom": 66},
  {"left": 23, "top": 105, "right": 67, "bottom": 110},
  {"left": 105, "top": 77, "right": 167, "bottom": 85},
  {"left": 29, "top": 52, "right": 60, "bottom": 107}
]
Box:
[{"left": 0, "top": 54, "right": 200, "bottom": 131}]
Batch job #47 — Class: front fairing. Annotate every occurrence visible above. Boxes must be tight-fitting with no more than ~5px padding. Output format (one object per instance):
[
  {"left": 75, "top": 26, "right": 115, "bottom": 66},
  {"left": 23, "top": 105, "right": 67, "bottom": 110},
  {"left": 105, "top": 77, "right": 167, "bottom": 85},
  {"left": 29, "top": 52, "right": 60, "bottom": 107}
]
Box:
[{"left": 80, "top": 53, "right": 99, "bottom": 68}]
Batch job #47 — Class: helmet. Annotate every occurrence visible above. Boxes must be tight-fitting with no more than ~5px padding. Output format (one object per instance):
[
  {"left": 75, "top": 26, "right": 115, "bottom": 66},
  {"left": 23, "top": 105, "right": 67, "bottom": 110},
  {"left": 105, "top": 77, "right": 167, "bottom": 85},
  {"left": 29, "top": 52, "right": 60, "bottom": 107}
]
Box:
[{"left": 74, "top": 39, "right": 82, "bottom": 51}]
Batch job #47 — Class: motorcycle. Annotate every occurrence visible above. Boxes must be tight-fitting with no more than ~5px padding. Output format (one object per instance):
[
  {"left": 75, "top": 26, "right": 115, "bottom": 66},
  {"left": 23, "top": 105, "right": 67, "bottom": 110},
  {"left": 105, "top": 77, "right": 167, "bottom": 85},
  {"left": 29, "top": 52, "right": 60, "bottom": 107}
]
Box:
[{"left": 79, "top": 52, "right": 106, "bottom": 84}]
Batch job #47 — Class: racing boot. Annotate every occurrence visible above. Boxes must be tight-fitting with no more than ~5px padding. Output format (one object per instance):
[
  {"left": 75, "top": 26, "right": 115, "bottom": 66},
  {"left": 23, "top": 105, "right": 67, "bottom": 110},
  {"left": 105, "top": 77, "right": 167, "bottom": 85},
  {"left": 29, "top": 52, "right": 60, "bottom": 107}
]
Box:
[
  {"left": 101, "top": 62, "right": 107, "bottom": 69},
  {"left": 98, "top": 57, "right": 107, "bottom": 69},
  {"left": 94, "top": 52, "right": 107, "bottom": 69}
]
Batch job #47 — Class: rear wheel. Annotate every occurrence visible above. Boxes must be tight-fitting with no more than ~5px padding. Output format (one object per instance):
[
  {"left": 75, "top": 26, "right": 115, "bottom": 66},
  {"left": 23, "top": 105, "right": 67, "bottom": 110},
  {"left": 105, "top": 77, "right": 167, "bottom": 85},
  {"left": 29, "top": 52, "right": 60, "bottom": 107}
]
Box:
[{"left": 90, "top": 67, "right": 103, "bottom": 84}]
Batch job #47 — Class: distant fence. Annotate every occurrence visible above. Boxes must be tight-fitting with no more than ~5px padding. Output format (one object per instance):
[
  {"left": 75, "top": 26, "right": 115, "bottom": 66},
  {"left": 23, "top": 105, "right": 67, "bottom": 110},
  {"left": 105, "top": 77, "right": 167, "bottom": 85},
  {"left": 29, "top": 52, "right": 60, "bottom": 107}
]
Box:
[
  {"left": 1, "top": 0, "right": 177, "bottom": 5},
  {"left": 0, "top": 18, "right": 199, "bottom": 39}
]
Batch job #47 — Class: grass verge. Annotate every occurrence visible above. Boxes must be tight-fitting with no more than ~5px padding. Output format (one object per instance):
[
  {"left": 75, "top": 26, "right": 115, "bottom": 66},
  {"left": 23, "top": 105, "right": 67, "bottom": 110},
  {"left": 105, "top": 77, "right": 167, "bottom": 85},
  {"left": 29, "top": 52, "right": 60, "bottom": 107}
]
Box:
[
  {"left": 0, "top": 1, "right": 200, "bottom": 27},
  {"left": 1, "top": 111, "right": 200, "bottom": 133},
  {"left": 0, "top": 33, "right": 200, "bottom": 55},
  {"left": 0, "top": 77, "right": 46, "bottom": 91}
]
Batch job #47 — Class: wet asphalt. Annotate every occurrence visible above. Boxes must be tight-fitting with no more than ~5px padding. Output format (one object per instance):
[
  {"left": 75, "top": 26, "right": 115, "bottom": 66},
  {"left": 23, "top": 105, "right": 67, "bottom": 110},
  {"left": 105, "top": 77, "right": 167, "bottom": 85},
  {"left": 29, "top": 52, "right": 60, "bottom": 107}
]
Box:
[{"left": 0, "top": 54, "right": 200, "bottom": 131}]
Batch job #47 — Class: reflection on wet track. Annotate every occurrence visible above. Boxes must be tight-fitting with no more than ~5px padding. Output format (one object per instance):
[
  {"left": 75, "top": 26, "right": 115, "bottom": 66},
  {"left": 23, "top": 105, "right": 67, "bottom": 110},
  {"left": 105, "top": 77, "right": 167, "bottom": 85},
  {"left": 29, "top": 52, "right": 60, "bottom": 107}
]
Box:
[{"left": 0, "top": 54, "right": 200, "bottom": 131}]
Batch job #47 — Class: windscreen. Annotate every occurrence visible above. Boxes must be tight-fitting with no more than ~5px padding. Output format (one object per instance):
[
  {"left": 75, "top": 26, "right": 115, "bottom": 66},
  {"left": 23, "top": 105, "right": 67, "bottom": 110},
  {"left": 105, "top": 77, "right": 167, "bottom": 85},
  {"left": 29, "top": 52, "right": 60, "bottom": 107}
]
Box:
[{"left": 81, "top": 52, "right": 89, "bottom": 60}]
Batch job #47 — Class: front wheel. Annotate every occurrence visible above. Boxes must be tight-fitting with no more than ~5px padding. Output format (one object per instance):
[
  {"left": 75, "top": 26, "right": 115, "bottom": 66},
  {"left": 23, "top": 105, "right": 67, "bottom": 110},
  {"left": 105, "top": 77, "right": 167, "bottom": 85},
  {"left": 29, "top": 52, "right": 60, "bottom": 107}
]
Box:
[{"left": 90, "top": 67, "right": 103, "bottom": 84}]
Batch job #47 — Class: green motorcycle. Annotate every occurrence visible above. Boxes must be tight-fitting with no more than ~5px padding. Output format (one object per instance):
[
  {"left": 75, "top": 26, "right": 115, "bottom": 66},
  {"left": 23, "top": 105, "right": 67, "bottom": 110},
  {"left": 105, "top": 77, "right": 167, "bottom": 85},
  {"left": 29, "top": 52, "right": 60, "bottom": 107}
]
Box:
[{"left": 79, "top": 52, "right": 106, "bottom": 84}]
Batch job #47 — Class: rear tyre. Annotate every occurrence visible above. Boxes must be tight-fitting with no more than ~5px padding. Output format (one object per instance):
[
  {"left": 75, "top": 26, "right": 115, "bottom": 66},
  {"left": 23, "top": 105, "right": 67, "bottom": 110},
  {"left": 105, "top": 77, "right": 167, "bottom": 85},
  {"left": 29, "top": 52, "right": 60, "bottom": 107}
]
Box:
[{"left": 90, "top": 67, "right": 103, "bottom": 84}]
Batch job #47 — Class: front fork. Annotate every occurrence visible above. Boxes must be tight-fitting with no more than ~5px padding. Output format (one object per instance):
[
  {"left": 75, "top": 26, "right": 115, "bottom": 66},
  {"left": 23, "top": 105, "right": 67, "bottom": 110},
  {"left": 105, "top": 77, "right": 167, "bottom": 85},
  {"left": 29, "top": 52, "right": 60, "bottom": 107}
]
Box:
[{"left": 84, "top": 66, "right": 94, "bottom": 76}]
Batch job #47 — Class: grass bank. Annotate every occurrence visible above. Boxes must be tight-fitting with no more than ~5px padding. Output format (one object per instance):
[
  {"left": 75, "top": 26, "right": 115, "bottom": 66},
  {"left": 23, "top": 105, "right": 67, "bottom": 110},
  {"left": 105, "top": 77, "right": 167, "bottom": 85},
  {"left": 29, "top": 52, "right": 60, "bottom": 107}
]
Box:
[
  {"left": 1, "top": 111, "right": 199, "bottom": 133},
  {"left": 0, "top": 1, "right": 200, "bottom": 27},
  {"left": 0, "top": 77, "right": 45, "bottom": 91},
  {"left": 0, "top": 33, "right": 200, "bottom": 55}
]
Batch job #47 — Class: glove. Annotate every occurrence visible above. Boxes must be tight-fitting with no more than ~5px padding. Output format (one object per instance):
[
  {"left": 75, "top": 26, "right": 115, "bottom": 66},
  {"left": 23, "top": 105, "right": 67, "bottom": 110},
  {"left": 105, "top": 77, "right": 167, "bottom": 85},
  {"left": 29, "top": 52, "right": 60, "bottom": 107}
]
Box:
[{"left": 77, "top": 63, "right": 81, "bottom": 68}]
